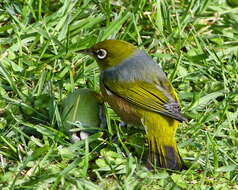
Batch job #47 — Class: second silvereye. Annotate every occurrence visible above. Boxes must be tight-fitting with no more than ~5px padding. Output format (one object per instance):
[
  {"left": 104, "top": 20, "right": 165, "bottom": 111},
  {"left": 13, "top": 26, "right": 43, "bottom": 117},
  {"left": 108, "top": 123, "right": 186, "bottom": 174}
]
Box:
[
  {"left": 80, "top": 40, "right": 187, "bottom": 170},
  {"left": 61, "top": 88, "right": 106, "bottom": 142}
]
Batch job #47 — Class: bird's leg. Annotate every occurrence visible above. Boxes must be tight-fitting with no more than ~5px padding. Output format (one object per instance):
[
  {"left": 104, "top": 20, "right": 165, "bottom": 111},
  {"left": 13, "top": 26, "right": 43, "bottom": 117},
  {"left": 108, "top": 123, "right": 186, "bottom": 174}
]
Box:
[{"left": 99, "top": 104, "right": 107, "bottom": 129}]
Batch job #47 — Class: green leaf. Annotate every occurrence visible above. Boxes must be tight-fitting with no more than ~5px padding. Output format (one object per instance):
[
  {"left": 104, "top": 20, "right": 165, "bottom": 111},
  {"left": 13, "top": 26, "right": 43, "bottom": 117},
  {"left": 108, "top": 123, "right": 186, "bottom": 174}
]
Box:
[
  {"left": 216, "top": 165, "right": 237, "bottom": 172},
  {"left": 171, "top": 173, "right": 188, "bottom": 189}
]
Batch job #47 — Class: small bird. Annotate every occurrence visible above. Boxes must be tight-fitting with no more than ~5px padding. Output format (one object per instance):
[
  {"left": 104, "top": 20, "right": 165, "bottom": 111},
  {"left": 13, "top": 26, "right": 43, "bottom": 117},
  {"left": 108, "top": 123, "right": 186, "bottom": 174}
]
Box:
[
  {"left": 80, "top": 40, "right": 187, "bottom": 170},
  {"left": 61, "top": 88, "right": 106, "bottom": 142}
]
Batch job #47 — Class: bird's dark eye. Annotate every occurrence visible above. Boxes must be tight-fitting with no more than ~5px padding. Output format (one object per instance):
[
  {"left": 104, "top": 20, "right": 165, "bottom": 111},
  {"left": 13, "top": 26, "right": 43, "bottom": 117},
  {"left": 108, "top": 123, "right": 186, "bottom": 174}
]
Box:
[{"left": 96, "top": 49, "right": 107, "bottom": 59}]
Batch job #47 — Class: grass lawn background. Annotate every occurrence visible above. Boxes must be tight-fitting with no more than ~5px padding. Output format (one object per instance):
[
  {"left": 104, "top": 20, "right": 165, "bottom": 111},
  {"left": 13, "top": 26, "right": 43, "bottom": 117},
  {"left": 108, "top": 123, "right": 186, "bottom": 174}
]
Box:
[{"left": 0, "top": 0, "right": 237, "bottom": 189}]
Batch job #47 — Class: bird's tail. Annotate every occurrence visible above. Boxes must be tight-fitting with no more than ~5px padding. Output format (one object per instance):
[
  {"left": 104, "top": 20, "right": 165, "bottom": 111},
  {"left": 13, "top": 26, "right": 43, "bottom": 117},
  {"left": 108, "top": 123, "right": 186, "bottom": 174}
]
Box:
[{"left": 142, "top": 113, "right": 186, "bottom": 171}]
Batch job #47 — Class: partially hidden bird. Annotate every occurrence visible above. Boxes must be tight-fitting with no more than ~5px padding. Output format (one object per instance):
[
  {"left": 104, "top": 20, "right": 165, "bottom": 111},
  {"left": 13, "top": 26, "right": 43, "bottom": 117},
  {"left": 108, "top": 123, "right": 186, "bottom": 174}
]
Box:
[{"left": 80, "top": 39, "right": 187, "bottom": 170}]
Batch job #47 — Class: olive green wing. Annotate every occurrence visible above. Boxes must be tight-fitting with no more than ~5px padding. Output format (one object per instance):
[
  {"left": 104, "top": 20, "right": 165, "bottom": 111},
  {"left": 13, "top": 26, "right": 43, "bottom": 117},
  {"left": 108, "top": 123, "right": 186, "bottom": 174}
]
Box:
[{"left": 102, "top": 78, "right": 186, "bottom": 122}]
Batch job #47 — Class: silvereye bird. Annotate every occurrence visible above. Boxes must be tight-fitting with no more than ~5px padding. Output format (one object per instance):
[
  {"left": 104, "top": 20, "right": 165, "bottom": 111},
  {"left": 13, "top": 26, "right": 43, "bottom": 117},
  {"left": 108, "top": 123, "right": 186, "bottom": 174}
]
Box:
[
  {"left": 80, "top": 40, "right": 187, "bottom": 170},
  {"left": 61, "top": 88, "right": 106, "bottom": 142}
]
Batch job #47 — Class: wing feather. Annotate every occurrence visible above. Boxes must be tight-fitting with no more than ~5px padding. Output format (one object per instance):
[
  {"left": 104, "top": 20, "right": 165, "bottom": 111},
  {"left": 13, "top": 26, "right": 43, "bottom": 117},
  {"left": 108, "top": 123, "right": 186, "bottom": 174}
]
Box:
[{"left": 103, "top": 79, "right": 186, "bottom": 122}]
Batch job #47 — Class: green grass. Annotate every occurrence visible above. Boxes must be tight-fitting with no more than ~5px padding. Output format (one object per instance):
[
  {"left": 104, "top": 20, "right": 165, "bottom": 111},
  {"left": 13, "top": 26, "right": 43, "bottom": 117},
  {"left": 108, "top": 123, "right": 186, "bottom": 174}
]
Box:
[{"left": 0, "top": 0, "right": 238, "bottom": 189}]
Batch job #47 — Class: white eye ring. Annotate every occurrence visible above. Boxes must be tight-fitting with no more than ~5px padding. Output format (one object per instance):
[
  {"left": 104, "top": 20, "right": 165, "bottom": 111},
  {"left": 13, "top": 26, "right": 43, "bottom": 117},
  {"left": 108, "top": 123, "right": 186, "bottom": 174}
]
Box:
[{"left": 96, "top": 49, "right": 107, "bottom": 59}]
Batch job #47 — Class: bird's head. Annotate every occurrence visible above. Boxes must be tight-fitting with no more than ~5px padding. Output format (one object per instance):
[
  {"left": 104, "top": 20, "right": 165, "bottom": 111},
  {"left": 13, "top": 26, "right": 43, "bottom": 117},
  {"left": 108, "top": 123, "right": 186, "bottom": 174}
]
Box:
[{"left": 79, "top": 40, "right": 137, "bottom": 70}]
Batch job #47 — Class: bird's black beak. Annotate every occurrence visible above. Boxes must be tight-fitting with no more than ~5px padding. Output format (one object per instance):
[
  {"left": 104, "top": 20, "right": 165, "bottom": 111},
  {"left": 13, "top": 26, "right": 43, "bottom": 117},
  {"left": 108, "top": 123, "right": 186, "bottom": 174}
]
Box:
[{"left": 78, "top": 48, "right": 94, "bottom": 56}]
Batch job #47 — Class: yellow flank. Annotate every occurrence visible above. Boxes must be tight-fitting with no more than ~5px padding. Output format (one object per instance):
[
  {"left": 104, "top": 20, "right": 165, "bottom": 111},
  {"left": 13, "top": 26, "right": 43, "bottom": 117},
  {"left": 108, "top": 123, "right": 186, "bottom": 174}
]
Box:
[{"left": 141, "top": 110, "right": 183, "bottom": 169}]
